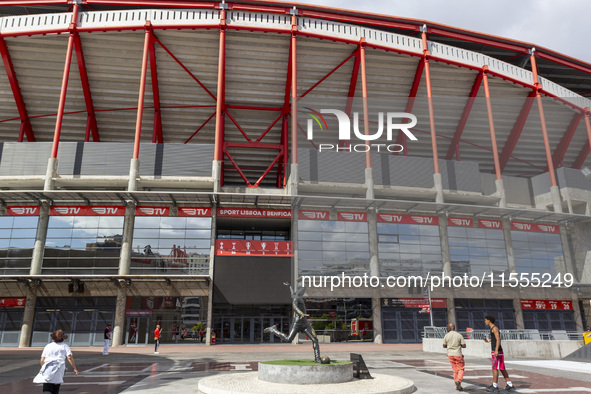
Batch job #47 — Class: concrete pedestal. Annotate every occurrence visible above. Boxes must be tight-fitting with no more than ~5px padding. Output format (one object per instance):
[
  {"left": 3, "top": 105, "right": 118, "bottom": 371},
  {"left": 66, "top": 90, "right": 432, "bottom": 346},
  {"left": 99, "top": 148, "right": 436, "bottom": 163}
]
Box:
[
  {"left": 258, "top": 361, "right": 353, "bottom": 384},
  {"left": 197, "top": 372, "right": 415, "bottom": 394}
]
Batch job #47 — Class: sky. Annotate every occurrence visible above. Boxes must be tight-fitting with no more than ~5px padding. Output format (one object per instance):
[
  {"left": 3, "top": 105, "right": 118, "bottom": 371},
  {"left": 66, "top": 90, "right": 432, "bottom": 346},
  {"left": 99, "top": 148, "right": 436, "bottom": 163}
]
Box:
[{"left": 298, "top": 0, "right": 591, "bottom": 63}]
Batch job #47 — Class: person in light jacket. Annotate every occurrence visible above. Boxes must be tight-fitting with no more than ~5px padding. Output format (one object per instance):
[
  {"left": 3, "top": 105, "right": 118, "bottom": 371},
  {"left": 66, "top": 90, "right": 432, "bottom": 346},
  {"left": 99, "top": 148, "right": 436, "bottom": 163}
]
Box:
[{"left": 34, "top": 329, "right": 78, "bottom": 394}]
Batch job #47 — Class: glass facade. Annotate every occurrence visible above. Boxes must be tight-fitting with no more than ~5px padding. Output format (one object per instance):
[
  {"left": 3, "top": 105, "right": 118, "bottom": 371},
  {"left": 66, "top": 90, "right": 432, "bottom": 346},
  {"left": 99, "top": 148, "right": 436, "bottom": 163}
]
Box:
[
  {"left": 43, "top": 216, "right": 124, "bottom": 275},
  {"left": 511, "top": 231, "right": 564, "bottom": 275},
  {"left": 378, "top": 223, "right": 442, "bottom": 276},
  {"left": 298, "top": 220, "right": 370, "bottom": 276},
  {"left": 131, "top": 217, "right": 212, "bottom": 275},
  {"left": 306, "top": 298, "right": 373, "bottom": 342},
  {"left": 448, "top": 227, "right": 508, "bottom": 276},
  {"left": 0, "top": 216, "right": 38, "bottom": 275}
]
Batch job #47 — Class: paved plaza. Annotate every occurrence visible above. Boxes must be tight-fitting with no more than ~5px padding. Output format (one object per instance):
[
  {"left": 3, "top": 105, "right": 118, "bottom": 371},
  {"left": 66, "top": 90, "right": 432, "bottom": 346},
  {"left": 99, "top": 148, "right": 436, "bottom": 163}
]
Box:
[{"left": 0, "top": 343, "right": 589, "bottom": 393}]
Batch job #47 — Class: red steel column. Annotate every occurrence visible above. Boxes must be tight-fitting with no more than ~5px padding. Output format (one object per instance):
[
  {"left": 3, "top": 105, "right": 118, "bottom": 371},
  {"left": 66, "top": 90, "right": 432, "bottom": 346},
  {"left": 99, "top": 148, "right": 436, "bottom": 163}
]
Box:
[
  {"left": 132, "top": 24, "right": 152, "bottom": 161},
  {"left": 213, "top": 7, "right": 226, "bottom": 191},
  {"left": 482, "top": 67, "right": 502, "bottom": 181},
  {"left": 290, "top": 12, "right": 297, "bottom": 165},
  {"left": 127, "top": 23, "right": 152, "bottom": 192},
  {"left": 482, "top": 66, "right": 506, "bottom": 206},
  {"left": 422, "top": 27, "right": 440, "bottom": 175},
  {"left": 50, "top": 4, "right": 79, "bottom": 159},
  {"left": 422, "top": 26, "right": 443, "bottom": 203},
  {"left": 585, "top": 108, "right": 591, "bottom": 155},
  {"left": 359, "top": 39, "right": 371, "bottom": 170},
  {"left": 530, "top": 49, "right": 562, "bottom": 212}
]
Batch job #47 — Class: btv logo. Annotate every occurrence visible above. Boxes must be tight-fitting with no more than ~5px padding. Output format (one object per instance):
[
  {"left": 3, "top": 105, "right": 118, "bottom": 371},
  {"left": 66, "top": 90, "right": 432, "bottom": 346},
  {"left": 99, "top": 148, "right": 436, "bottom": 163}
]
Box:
[{"left": 304, "top": 108, "right": 418, "bottom": 153}]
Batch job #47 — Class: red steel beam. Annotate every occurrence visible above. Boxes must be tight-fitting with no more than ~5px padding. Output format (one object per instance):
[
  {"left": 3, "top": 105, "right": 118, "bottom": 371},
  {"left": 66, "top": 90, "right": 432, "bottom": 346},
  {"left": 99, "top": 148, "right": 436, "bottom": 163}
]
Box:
[
  {"left": 530, "top": 51, "right": 558, "bottom": 187},
  {"left": 498, "top": 91, "right": 536, "bottom": 173},
  {"left": 213, "top": 8, "right": 226, "bottom": 162},
  {"left": 50, "top": 5, "right": 79, "bottom": 159},
  {"left": 72, "top": 31, "right": 99, "bottom": 142},
  {"left": 184, "top": 111, "right": 216, "bottom": 144},
  {"left": 359, "top": 38, "right": 371, "bottom": 169},
  {"left": 572, "top": 109, "right": 591, "bottom": 169},
  {"left": 223, "top": 148, "right": 251, "bottom": 186},
  {"left": 422, "top": 29, "right": 440, "bottom": 174},
  {"left": 482, "top": 67, "right": 502, "bottom": 180},
  {"left": 253, "top": 151, "right": 282, "bottom": 187},
  {"left": 132, "top": 24, "right": 152, "bottom": 160},
  {"left": 549, "top": 112, "right": 582, "bottom": 170},
  {"left": 0, "top": 36, "right": 34, "bottom": 142},
  {"left": 341, "top": 47, "right": 360, "bottom": 149},
  {"left": 255, "top": 112, "right": 283, "bottom": 143},
  {"left": 445, "top": 71, "right": 483, "bottom": 160},
  {"left": 152, "top": 36, "right": 216, "bottom": 101},
  {"left": 299, "top": 49, "right": 357, "bottom": 99},
  {"left": 395, "top": 59, "right": 424, "bottom": 152},
  {"left": 290, "top": 13, "right": 298, "bottom": 165},
  {"left": 148, "top": 31, "right": 163, "bottom": 144}
]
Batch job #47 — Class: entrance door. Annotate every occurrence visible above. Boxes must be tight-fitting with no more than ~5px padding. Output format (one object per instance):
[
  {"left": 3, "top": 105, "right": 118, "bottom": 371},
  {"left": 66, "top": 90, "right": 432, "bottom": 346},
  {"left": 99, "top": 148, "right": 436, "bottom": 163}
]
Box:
[
  {"left": 126, "top": 316, "right": 151, "bottom": 345},
  {"left": 215, "top": 316, "right": 288, "bottom": 344}
]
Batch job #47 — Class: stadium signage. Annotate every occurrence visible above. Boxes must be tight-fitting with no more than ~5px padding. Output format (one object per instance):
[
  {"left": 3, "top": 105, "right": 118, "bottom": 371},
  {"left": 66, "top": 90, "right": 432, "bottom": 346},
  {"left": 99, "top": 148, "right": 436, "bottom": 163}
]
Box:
[
  {"left": 299, "top": 210, "right": 330, "bottom": 220},
  {"left": 217, "top": 208, "right": 292, "bottom": 218},
  {"left": 510, "top": 221, "right": 560, "bottom": 233},
  {"left": 305, "top": 109, "right": 418, "bottom": 152},
  {"left": 178, "top": 207, "right": 211, "bottom": 217},
  {"left": 377, "top": 213, "right": 439, "bottom": 225},
  {"left": 49, "top": 206, "right": 125, "bottom": 216},
  {"left": 520, "top": 299, "right": 572, "bottom": 310},
  {"left": 478, "top": 219, "right": 503, "bottom": 229},
  {"left": 7, "top": 206, "right": 39, "bottom": 216},
  {"left": 447, "top": 217, "right": 473, "bottom": 227},
  {"left": 337, "top": 211, "right": 367, "bottom": 222}
]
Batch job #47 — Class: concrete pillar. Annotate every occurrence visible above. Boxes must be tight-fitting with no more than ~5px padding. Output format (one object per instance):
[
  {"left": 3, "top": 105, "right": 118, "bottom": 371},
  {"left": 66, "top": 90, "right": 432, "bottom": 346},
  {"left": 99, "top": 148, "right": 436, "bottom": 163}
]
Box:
[
  {"left": 433, "top": 173, "right": 444, "bottom": 204},
  {"left": 30, "top": 200, "right": 51, "bottom": 275},
  {"left": 118, "top": 200, "right": 136, "bottom": 276},
  {"left": 128, "top": 158, "right": 140, "bottom": 192},
  {"left": 446, "top": 296, "right": 456, "bottom": 326},
  {"left": 439, "top": 213, "right": 452, "bottom": 277},
  {"left": 288, "top": 163, "right": 299, "bottom": 196},
  {"left": 559, "top": 223, "right": 578, "bottom": 281},
  {"left": 212, "top": 159, "right": 221, "bottom": 194},
  {"left": 367, "top": 208, "right": 379, "bottom": 278},
  {"left": 495, "top": 179, "right": 507, "bottom": 208},
  {"left": 365, "top": 168, "right": 374, "bottom": 200},
  {"left": 205, "top": 204, "right": 217, "bottom": 346},
  {"left": 513, "top": 298, "right": 524, "bottom": 329},
  {"left": 550, "top": 185, "right": 563, "bottom": 213},
  {"left": 43, "top": 157, "right": 58, "bottom": 191},
  {"left": 502, "top": 218, "right": 517, "bottom": 274},
  {"left": 371, "top": 296, "right": 383, "bottom": 344},
  {"left": 112, "top": 282, "right": 127, "bottom": 347},
  {"left": 18, "top": 281, "right": 40, "bottom": 348},
  {"left": 572, "top": 295, "right": 584, "bottom": 332}
]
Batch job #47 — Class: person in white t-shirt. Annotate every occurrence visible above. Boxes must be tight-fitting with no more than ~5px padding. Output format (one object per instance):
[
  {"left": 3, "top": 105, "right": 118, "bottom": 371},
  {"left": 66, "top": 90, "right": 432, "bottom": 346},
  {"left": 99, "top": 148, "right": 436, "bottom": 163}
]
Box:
[{"left": 34, "top": 329, "right": 78, "bottom": 394}]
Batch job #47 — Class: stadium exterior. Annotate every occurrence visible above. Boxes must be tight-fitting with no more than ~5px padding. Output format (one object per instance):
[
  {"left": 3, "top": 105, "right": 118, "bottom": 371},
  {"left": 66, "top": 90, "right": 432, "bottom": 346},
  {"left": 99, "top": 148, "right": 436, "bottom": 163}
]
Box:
[{"left": 0, "top": 0, "right": 590, "bottom": 347}]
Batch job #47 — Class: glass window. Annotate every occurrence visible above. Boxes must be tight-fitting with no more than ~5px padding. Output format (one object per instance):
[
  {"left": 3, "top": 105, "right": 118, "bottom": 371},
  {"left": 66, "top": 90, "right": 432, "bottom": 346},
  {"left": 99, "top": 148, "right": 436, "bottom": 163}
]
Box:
[
  {"left": 298, "top": 219, "right": 369, "bottom": 276},
  {"left": 448, "top": 227, "right": 508, "bottom": 277},
  {"left": 0, "top": 216, "right": 38, "bottom": 275},
  {"left": 510, "top": 230, "right": 563, "bottom": 275},
  {"left": 43, "top": 215, "right": 124, "bottom": 275},
  {"left": 378, "top": 223, "right": 442, "bottom": 276},
  {"left": 132, "top": 216, "right": 212, "bottom": 275}
]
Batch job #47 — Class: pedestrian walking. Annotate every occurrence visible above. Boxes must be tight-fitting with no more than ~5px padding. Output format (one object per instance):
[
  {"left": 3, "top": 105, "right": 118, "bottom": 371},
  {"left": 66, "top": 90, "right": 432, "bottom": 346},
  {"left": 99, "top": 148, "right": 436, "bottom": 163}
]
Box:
[
  {"left": 484, "top": 315, "right": 515, "bottom": 392},
  {"left": 33, "top": 329, "right": 79, "bottom": 394},
  {"left": 103, "top": 324, "right": 112, "bottom": 355},
  {"left": 154, "top": 324, "right": 162, "bottom": 354},
  {"left": 443, "top": 323, "right": 466, "bottom": 391}
]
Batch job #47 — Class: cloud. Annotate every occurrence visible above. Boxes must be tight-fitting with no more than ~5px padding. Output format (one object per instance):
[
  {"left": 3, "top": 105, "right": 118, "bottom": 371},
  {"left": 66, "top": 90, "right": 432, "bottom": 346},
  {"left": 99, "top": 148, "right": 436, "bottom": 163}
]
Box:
[{"left": 302, "top": 0, "right": 590, "bottom": 62}]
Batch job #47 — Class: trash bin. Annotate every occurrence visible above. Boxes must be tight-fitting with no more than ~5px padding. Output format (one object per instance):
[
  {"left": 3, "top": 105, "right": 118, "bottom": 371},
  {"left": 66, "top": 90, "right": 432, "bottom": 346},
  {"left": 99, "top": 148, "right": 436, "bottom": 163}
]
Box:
[{"left": 211, "top": 332, "right": 216, "bottom": 344}]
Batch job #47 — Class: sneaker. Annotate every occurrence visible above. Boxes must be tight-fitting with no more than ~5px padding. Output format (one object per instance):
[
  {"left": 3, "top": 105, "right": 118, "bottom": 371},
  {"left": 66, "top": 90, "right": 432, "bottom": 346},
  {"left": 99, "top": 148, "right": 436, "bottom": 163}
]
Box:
[
  {"left": 486, "top": 386, "right": 499, "bottom": 392},
  {"left": 154, "top": 352, "right": 159, "bottom": 354},
  {"left": 505, "top": 385, "right": 516, "bottom": 391}
]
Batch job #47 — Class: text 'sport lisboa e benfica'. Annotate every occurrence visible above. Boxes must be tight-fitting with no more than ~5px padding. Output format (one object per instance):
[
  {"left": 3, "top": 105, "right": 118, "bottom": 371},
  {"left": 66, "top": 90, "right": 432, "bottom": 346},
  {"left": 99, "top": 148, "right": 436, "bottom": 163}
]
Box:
[{"left": 0, "top": 0, "right": 590, "bottom": 348}]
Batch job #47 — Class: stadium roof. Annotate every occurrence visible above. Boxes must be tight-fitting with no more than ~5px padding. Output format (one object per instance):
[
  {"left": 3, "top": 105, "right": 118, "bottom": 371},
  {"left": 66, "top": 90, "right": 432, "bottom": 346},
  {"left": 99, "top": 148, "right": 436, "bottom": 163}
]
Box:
[{"left": 0, "top": 0, "right": 590, "bottom": 185}]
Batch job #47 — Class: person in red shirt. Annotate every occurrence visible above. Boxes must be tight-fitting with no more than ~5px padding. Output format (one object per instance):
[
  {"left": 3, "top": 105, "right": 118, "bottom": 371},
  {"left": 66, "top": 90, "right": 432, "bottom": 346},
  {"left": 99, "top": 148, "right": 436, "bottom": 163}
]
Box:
[{"left": 154, "top": 324, "right": 162, "bottom": 354}]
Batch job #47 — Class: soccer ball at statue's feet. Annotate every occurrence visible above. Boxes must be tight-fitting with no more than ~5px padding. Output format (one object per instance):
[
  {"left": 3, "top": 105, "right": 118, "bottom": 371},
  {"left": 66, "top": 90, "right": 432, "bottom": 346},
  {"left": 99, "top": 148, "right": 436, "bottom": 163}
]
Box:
[{"left": 320, "top": 356, "right": 331, "bottom": 364}]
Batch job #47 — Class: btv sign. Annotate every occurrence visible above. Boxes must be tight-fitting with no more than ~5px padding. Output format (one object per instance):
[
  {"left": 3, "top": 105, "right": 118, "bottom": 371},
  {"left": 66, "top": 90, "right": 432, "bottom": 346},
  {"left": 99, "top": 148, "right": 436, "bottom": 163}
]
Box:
[{"left": 304, "top": 108, "right": 418, "bottom": 152}]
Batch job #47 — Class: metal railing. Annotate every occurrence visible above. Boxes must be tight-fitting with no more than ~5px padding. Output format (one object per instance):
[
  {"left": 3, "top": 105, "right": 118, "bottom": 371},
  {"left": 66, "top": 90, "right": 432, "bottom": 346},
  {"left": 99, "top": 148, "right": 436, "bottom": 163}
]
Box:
[{"left": 423, "top": 326, "right": 585, "bottom": 341}]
